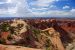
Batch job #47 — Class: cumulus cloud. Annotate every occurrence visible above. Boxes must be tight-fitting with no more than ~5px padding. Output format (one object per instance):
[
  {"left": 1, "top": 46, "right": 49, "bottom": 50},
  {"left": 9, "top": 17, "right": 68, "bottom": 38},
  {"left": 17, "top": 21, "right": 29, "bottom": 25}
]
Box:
[
  {"left": 0, "top": 0, "right": 17, "bottom": 14},
  {"left": 63, "top": 5, "right": 70, "bottom": 9},
  {"left": 29, "top": 0, "right": 57, "bottom": 7},
  {"left": 31, "top": 8, "right": 75, "bottom": 17},
  {"left": 0, "top": 0, "right": 33, "bottom": 17},
  {"left": 28, "top": 0, "right": 57, "bottom": 13},
  {"left": 0, "top": 0, "right": 75, "bottom": 17},
  {"left": 70, "top": 9, "right": 75, "bottom": 12},
  {"left": 6, "top": 0, "right": 12, "bottom": 3}
]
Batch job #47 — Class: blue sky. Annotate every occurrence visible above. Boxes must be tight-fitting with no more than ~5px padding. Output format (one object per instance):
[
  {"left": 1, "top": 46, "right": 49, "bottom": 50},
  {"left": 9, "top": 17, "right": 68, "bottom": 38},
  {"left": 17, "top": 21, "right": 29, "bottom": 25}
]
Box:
[{"left": 0, "top": 0, "right": 75, "bottom": 17}]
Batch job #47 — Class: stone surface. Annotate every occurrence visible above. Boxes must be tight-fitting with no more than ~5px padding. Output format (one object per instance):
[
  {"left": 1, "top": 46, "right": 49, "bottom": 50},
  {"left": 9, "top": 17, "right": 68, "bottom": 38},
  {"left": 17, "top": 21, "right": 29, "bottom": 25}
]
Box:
[{"left": 66, "top": 41, "right": 75, "bottom": 50}]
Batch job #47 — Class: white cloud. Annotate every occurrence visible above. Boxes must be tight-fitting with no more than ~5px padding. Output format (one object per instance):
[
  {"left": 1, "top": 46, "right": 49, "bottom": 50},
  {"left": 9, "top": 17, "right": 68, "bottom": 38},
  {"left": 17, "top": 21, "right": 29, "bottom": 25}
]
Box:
[
  {"left": 6, "top": 0, "right": 12, "bottom": 3},
  {"left": 8, "top": 7, "right": 17, "bottom": 14},
  {"left": 0, "top": 0, "right": 75, "bottom": 17},
  {"left": 0, "top": 0, "right": 33, "bottom": 17},
  {"left": 0, "top": 9, "right": 7, "bottom": 14},
  {"left": 31, "top": 7, "right": 48, "bottom": 11},
  {"left": 31, "top": 8, "right": 75, "bottom": 17},
  {"left": 70, "top": 9, "right": 75, "bottom": 12},
  {"left": 50, "top": 5, "right": 56, "bottom": 8},
  {"left": 28, "top": 0, "right": 59, "bottom": 14},
  {"left": 0, "top": 2, "right": 5, "bottom": 4},
  {"left": 30, "top": 0, "right": 56, "bottom": 7},
  {"left": 69, "top": 9, "right": 75, "bottom": 16},
  {"left": 0, "top": 0, "right": 18, "bottom": 16},
  {"left": 0, "top": 7, "right": 17, "bottom": 15},
  {"left": 37, "top": 0, "right": 55, "bottom": 3},
  {"left": 30, "top": 5, "right": 56, "bottom": 11},
  {"left": 63, "top": 5, "right": 70, "bottom": 9}
]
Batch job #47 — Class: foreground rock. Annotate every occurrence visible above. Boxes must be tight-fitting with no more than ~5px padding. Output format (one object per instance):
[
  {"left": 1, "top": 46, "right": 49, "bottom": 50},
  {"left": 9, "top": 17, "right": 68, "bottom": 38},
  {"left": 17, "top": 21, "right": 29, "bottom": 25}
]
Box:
[
  {"left": 66, "top": 40, "right": 75, "bottom": 50},
  {"left": 0, "top": 44, "right": 42, "bottom": 50}
]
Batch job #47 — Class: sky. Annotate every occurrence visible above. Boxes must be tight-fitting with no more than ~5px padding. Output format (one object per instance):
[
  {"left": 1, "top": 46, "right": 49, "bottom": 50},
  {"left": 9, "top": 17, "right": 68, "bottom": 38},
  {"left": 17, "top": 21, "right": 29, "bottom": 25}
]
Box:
[{"left": 0, "top": 0, "right": 75, "bottom": 17}]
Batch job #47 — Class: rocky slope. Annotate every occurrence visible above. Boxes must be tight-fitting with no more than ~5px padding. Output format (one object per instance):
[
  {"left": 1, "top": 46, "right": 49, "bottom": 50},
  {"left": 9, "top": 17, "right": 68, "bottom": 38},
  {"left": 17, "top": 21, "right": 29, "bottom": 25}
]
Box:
[{"left": 0, "top": 19, "right": 75, "bottom": 50}]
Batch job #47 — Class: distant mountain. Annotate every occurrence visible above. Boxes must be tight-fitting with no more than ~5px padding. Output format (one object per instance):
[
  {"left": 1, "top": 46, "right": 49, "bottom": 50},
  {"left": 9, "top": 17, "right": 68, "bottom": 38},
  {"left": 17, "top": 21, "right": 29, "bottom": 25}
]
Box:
[{"left": 0, "top": 16, "right": 75, "bottom": 20}]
